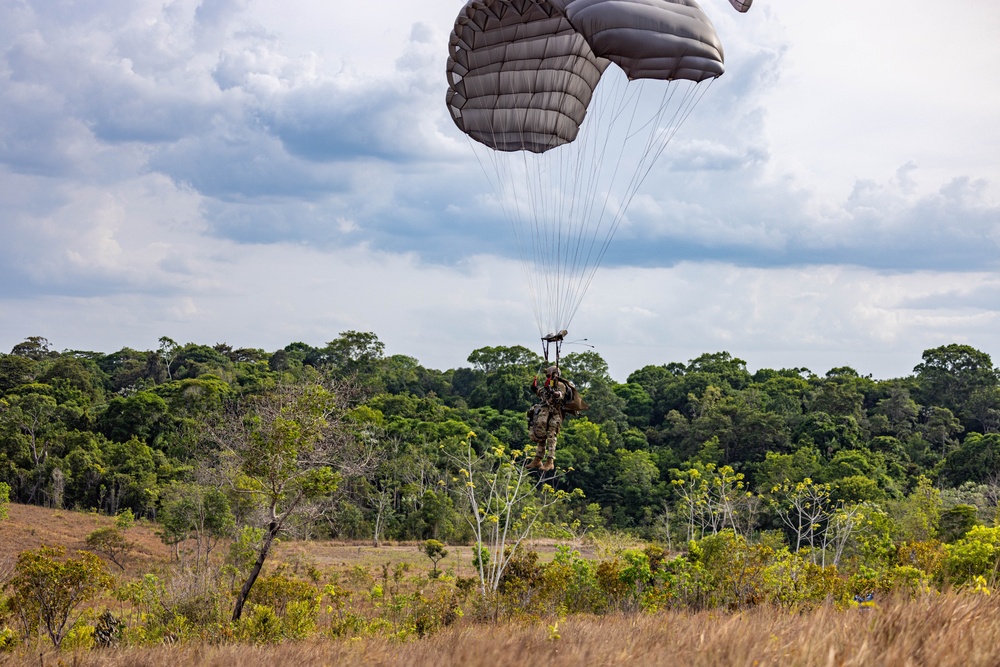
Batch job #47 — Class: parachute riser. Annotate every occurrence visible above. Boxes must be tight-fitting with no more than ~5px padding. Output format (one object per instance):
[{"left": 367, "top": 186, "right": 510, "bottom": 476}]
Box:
[{"left": 541, "top": 329, "right": 568, "bottom": 369}]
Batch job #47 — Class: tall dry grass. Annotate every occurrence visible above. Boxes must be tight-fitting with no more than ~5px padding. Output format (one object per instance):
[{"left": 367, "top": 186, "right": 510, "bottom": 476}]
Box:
[{"left": 9, "top": 593, "right": 1000, "bottom": 667}]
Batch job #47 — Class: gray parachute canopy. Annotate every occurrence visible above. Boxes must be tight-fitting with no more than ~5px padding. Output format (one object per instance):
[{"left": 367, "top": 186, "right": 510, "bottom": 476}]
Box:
[
  {"left": 729, "top": 0, "right": 752, "bottom": 12},
  {"left": 445, "top": 0, "right": 736, "bottom": 341},
  {"left": 446, "top": 0, "right": 725, "bottom": 153},
  {"left": 445, "top": 1, "right": 607, "bottom": 153}
]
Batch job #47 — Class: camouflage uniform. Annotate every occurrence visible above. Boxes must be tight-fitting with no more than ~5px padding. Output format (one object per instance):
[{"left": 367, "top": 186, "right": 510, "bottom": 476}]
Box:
[{"left": 528, "top": 368, "right": 568, "bottom": 469}]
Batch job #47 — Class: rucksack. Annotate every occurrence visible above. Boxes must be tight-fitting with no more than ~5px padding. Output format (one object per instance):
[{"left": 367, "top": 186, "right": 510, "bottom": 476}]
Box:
[{"left": 560, "top": 378, "right": 589, "bottom": 415}]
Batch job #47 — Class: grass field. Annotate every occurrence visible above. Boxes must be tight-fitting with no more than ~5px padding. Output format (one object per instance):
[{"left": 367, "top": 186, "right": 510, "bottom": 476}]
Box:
[
  {"left": 3, "top": 504, "right": 1000, "bottom": 666},
  {"left": 3, "top": 595, "right": 999, "bottom": 666}
]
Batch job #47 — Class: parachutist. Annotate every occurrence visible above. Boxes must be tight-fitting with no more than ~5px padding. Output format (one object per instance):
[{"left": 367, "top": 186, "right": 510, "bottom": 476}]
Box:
[{"left": 526, "top": 365, "right": 588, "bottom": 472}]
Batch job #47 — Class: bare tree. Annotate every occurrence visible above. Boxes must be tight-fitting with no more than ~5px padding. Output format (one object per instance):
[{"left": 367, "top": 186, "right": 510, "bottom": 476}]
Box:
[
  {"left": 773, "top": 478, "right": 833, "bottom": 559},
  {"left": 820, "top": 503, "right": 863, "bottom": 568},
  {"left": 455, "top": 439, "right": 577, "bottom": 597}
]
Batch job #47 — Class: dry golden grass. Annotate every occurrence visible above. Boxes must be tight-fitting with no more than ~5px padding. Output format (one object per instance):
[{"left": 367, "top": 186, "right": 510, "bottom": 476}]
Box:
[
  {"left": 0, "top": 503, "right": 586, "bottom": 580},
  {"left": 4, "top": 594, "right": 1000, "bottom": 667},
  {"left": 275, "top": 537, "right": 596, "bottom": 579},
  {"left": 4, "top": 505, "right": 999, "bottom": 666}
]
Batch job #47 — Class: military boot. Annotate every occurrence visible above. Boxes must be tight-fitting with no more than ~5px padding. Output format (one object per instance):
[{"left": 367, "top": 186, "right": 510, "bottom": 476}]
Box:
[
  {"left": 541, "top": 457, "right": 555, "bottom": 472},
  {"left": 526, "top": 456, "right": 543, "bottom": 470}
]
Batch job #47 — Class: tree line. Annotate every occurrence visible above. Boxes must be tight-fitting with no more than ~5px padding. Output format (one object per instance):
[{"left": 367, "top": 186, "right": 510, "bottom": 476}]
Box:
[{"left": 1, "top": 332, "right": 1000, "bottom": 549}]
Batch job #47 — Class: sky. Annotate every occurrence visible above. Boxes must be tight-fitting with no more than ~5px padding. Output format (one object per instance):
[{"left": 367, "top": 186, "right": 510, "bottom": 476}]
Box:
[{"left": 1, "top": 0, "right": 999, "bottom": 382}]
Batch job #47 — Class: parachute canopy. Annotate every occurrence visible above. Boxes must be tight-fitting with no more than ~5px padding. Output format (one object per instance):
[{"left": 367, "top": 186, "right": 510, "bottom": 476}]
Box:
[
  {"left": 446, "top": 0, "right": 725, "bottom": 153},
  {"left": 445, "top": 0, "right": 732, "bottom": 340}
]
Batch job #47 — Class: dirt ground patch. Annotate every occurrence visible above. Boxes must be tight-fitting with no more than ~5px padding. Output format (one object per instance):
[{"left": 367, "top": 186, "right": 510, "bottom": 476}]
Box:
[{"left": 0, "top": 503, "right": 171, "bottom": 576}]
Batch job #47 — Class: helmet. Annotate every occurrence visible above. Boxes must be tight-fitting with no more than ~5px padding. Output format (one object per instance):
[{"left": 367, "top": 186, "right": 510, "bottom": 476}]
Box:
[{"left": 545, "top": 366, "right": 560, "bottom": 378}]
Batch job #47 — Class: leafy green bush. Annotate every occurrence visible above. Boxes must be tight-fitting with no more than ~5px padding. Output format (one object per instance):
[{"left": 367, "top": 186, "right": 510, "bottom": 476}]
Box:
[
  {"left": 6, "top": 546, "right": 113, "bottom": 648},
  {"left": 61, "top": 620, "right": 96, "bottom": 651},
  {"left": 689, "top": 531, "right": 774, "bottom": 609},
  {"left": 248, "top": 569, "right": 320, "bottom": 616},
  {"left": 761, "top": 549, "right": 845, "bottom": 610},
  {"left": 944, "top": 525, "right": 1000, "bottom": 586},
  {"left": 896, "top": 540, "right": 947, "bottom": 579},
  {"left": 409, "top": 586, "right": 463, "bottom": 637},
  {"left": 540, "top": 547, "right": 605, "bottom": 614},
  {"left": 238, "top": 604, "right": 283, "bottom": 644}
]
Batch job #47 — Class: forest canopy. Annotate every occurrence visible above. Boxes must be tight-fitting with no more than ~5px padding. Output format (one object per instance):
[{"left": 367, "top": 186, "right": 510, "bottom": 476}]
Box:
[{"left": 1, "top": 333, "right": 998, "bottom": 543}]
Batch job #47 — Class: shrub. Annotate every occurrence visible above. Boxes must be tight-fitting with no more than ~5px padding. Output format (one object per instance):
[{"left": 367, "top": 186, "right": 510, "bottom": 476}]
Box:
[
  {"left": 0, "top": 626, "right": 17, "bottom": 652},
  {"left": 689, "top": 531, "right": 774, "bottom": 609},
  {"left": 423, "top": 540, "right": 449, "bottom": 578},
  {"left": 6, "top": 546, "right": 112, "bottom": 648},
  {"left": 61, "top": 621, "right": 96, "bottom": 651},
  {"left": 248, "top": 569, "right": 320, "bottom": 616},
  {"left": 762, "top": 549, "right": 844, "bottom": 610},
  {"left": 944, "top": 525, "right": 1000, "bottom": 586},
  {"left": 86, "top": 525, "right": 136, "bottom": 571},
  {"left": 896, "top": 540, "right": 947, "bottom": 579},
  {"left": 409, "top": 586, "right": 463, "bottom": 637},
  {"left": 540, "top": 547, "right": 604, "bottom": 614},
  {"left": 238, "top": 604, "right": 283, "bottom": 644},
  {"left": 594, "top": 549, "right": 656, "bottom": 612}
]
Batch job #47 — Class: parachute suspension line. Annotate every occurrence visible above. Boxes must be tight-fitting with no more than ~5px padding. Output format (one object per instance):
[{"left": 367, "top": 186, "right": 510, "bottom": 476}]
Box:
[
  {"left": 559, "top": 72, "right": 627, "bottom": 331},
  {"left": 558, "top": 72, "right": 678, "bottom": 331},
  {"left": 467, "top": 73, "right": 715, "bottom": 339},
  {"left": 556, "top": 76, "right": 649, "bottom": 328},
  {"left": 529, "top": 70, "right": 628, "bottom": 337},
  {"left": 461, "top": 39, "right": 561, "bottom": 340},
  {"left": 456, "top": 17, "right": 718, "bottom": 339},
  {"left": 569, "top": 77, "right": 716, "bottom": 327},
  {"left": 466, "top": 112, "right": 548, "bottom": 336}
]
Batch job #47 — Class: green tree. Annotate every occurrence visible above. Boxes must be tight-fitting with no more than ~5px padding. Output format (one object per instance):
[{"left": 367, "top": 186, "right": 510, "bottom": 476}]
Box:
[
  {"left": 939, "top": 504, "right": 978, "bottom": 543},
  {"left": 890, "top": 476, "right": 941, "bottom": 542},
  {"left": 467, "top": 345, "right": 540, "bottom": 375},
  {"left": 214, "top": 382, "right": 352, "bottom": 620},
  {"left": 0, "top": 390, "right": 69, "bottom": 505},
  {"left": 86, "top": 510, "right": 137, "bottom": 571},
  {"left": 920, "top": 406, "right": 964, "bottom": 455},
  {"left": 423, "top": 539, "right": 449, "bottom": 578},
  {"left": 967, "top": 387, "right": 1000, "bottom": 434},
  {"left": 914, "top": 344, "right": 998, "bottom": 420},
  {"left": 613, "top": 383, "right": 653, "bottom": 428},
  {"left": 102, "top": 436, "right": 165, "bottom": 516},
  {"left": 0, "top": 354, "right": 38, "bottom": 392},
  {"left": 157, "top": 336, "right": 180, "bottom": 381},
  {"left": 687, "top": 352, "right": 752, "bottom": 391},
  {"left": 873, "top": 385, "right": 920, "bottom": 438},
  {"left": 318, "top": 331, "right": 386, "bottom": 379},
  {"left": 753, "top": 445, "right": 821, "bottom": 491},
  {"left": 9, "top": 336, "right": 56, "bottom": 360},
  {"left": 7, "top": 546, "right": 113, "bottom": 648},
  {"left": 560, "top": 351, "right": 611, "bottom": 391},
  {"left": 169, "top": 344, "right": 232, "bottom": 381},
  {"left": 98, "top": 391, "right": 171, "bottom": 445},
  {"left": 942, "top": 433, "right": 1000, "bottom": 486},
  {"left": 158, "top": 482, "right": 235, "bottom": 570}
]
